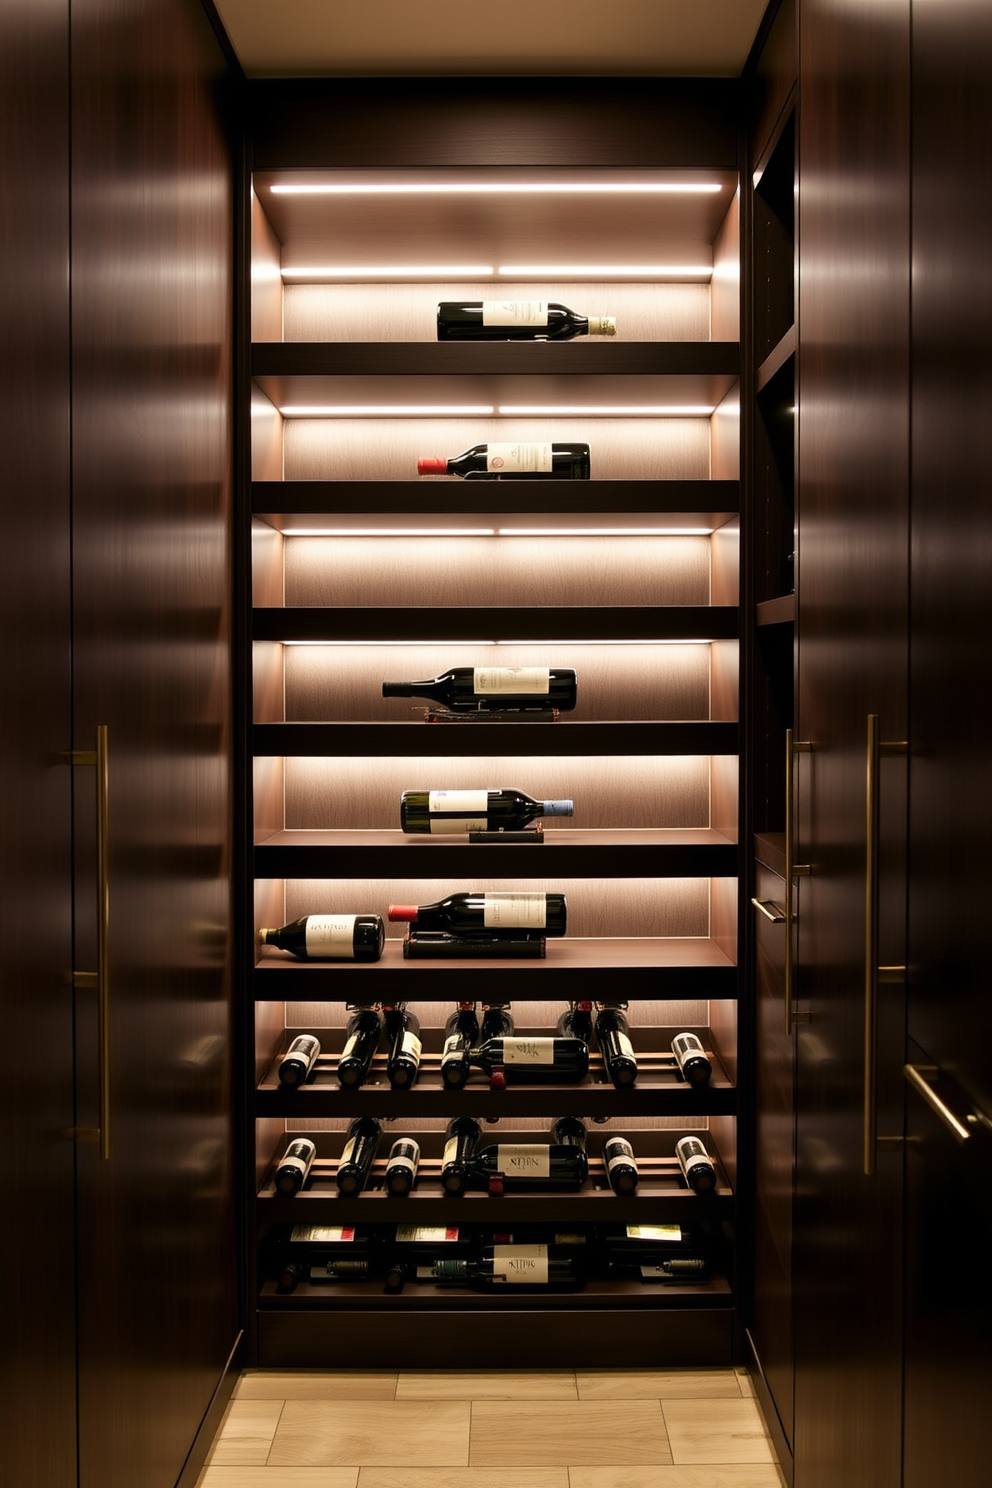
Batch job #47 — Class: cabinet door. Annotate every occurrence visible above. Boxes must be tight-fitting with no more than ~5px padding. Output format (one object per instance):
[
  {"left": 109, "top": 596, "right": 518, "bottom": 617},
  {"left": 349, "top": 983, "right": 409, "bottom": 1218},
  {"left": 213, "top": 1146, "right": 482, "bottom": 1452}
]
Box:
[
  {"left": 69, "top": 3, "right": 236, "bottom": 1485},
  {"left": 0, "top": 2, "right": 76, "bottom": 1483},
  {"left": 793, "top": 4, "right": 910, "bottom": 1486}
]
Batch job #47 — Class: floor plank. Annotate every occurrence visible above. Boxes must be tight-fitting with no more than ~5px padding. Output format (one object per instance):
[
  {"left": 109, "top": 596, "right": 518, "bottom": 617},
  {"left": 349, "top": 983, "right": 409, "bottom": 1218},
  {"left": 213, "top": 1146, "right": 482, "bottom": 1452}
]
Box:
[
  {"left": 358, "top": 1470, "right": 567, "bottom": 1488},
  {"left": 202, "top": 1400, "right": 283, "bottom": 1466},
  {"left": 576, "top": 1370, "right": 743, "bottom": 1400},
  {"left": 197, "top": 1470, "right": 358, "bottom": 1488},
  {"left": 397, "top": 1371, "right": 577, "bottom": 1400},
  {"left": 268, "top": 1400, "right": 471, "bottom": 1467},
  {"left": 468, "top": 1400, "right": 673, "bottom": 1468},
  {"left": 661, "top": 1400, "right": 778, "bottom": 1465},
  {"left": 235, "top": 1370, "right": 398, "bottom": 1400},
  {"left": 569, "top": 1469, "right": 785, "bottom": 1488}
]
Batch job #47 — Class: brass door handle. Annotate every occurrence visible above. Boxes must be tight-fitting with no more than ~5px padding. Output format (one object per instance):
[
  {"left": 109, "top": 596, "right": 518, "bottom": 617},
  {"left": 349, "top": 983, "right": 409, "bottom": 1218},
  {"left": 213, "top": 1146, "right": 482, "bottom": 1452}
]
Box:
[
  {"left": 751, "top": 897, "right": 786, "bottom": 923},
  {"left": 904, "top": 1063, "right": 971, "bottom": 1144}
]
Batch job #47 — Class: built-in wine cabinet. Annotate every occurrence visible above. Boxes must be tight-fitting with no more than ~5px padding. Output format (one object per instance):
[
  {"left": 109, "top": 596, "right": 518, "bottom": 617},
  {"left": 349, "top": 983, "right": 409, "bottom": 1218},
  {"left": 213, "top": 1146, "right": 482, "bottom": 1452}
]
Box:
[{"left": 241, "top": 81, "right": 743, "bottom": 1366}]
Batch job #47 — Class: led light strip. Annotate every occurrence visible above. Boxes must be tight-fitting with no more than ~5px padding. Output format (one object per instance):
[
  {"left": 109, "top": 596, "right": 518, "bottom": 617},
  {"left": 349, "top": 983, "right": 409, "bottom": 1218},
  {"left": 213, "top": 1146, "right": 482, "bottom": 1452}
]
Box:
[
  {"left": 269, "top": 182, "right": 723, "bottom": 196},
  {"left": 279, "top": 527, "right": 715, "bottom": 538},
  {"left": 279, "top": 263, "right": 713, "bottom": 279},
  {"left": 276, "top": 405, "right": 715, "bottom": 418}
]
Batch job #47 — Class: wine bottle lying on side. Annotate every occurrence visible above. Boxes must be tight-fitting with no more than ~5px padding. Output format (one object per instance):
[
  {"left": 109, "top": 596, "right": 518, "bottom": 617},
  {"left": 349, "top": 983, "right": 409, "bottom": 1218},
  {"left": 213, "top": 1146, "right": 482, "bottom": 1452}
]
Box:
[
  {"left": 417, "top": 441, "right": 590, "bottom": 480},
  {"left": 436, "top": 299, "right": 615, "bottom": 342},
  {"left": 259, "top": 913, "right": 384, "bottom": 962},
  {"left": 383, "top": 665, "right": 577, "bottom": 713}
]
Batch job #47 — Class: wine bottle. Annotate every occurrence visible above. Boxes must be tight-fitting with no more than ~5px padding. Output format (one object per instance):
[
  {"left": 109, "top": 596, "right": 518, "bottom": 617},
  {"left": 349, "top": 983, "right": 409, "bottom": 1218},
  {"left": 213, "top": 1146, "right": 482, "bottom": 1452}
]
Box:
[
  {"left": 403, "top": 929, "right": 546, "bottom": 959},
  {"left": 436, "top": 300, "right": 616, "bottom": 342},
  {"left": 604, "top": 1136, "right": 639, "bottom": 1195},
  {"left": 440, "top": 1002, "right": 480, "bottom": 1089},
  {"left": 382, "top": 1003, "right": 422, "bottom": 1089},
  {"left": 465, "top": 1035, "right": 589, "bottom": 1086},
  {"left": 675, "top": 1134, "right": 717, "bottom": 1194},
  {"left": 274, "top": 1137, "right": 316, "bottom": 1195},
  {"left": 432, "top": 1245, "right": 581, "bottom": 1287},
  {"left": 335, "top": 1116, "right": 383, "bottom": 1196},
  {"left": 259, "top": 912, "right": 384, "bottom": 962},
  {"left": 479, "top": 1002, "right": 514, "bottom": 1043},
  {"left": 557, "top": 1000, "right": 594, "bottom": 1043},
  {"left": 671, "top": 1031, "right": 712, "bottom": 1087},
  {"left": 384, "top": 1137, "right": 420, "bottom": 1196},
  {"left": 595, "top": 1003, "right": 638, "bottom": 1088},
  {"left": 399, "top": 787, "right": 573, "bottom": 834},
  {"left": 277, "top": 1033, "right": 321, "bottom": 1088},
  {"left": 388, "top": 891, "right": 567, "bottom": 937},
  {"left": 336, "top": 1005, "right": 382, "bottom": 1089},
  {"left": 440, "top": 1115, "right": 482, "bottom": 1196},
  {"left": 462, "top": 1120, "right": 588, "bottom": 1193},
  {"left": 306, "top": 1258, "right": 371, "bottom": 1283},
  {"left": 383, "top": 665, "right": 577, "bottom": 713},
  {"left": 417, "top": 441, "right": 590, "bottom": 480}
]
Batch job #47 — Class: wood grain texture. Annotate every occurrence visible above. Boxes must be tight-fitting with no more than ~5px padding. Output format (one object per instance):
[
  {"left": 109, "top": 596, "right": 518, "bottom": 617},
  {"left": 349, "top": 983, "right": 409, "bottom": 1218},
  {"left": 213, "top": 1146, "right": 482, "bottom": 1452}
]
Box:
[
  {"left": 268, "top": 1401, "right": 471, "bottom": 1467},
  {"left": 576, "top": 1370, "right": 744, "bottom": 1399},
  {"left": 204, "top": 1400, "right": 283, "bottom": 1465},
  {"left": 251, "top": 191, "right": 283, "bottom": 342},
  {"left": 661, "top": 1399, "right": 777, "bottom": 1465},
  {"left": 357, "top": 1473, "right": 565, "bottom": 1488},
  {"left": 711, "top": 191, "right": 741, "bottom": 343},
  {"left": 570, "top": 1470, "right": 783, "bottom": 1488},
  {"left": 197, "top": 1470, "right": 356, "bottom": 1488},
  {"left": 396, "top": 1372, "right": 577, "bottom": 1399},
  {"left": 235, "top": 1371, "right": 397, "bottom": 1400},
  {"left": 253, "top": 385, "right": 284, "bottom": 480},
  {"left": 284, "top": 283, "right": 710, "bottom": 345},
  {"left": 469, "top": 1400, "right": 672, "bottom": 1467}
]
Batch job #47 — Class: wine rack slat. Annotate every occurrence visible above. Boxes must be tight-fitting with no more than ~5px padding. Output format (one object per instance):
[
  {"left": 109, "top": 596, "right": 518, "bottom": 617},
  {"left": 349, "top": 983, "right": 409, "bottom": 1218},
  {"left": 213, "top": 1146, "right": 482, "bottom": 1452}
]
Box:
[
  {"left": 253, "top": 604, "right": 740, "bottom": 644},
  {"left": 253, "top": 720, "right": 739, "bottom": 757}
]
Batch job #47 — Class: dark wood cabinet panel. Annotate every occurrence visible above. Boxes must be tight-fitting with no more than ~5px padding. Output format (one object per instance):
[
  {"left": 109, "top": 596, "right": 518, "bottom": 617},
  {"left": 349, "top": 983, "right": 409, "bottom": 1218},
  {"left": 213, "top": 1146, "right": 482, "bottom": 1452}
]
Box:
[{"left": 0, "top": 3, "right": 76, "bottom": 1485}]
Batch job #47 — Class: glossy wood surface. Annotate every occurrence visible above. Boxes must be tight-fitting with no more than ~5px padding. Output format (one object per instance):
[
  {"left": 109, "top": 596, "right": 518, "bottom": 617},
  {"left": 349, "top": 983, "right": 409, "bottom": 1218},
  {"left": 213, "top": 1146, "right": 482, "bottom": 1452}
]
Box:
[
  {"left": 69, "top": 1, "right": 237, "bottom": 1484},
  {"left": 0, "top": 2, "right": 76, "bottom": 1484},
  {"left": 793, "top": 3, "right": 910, "bottom": 1486}
]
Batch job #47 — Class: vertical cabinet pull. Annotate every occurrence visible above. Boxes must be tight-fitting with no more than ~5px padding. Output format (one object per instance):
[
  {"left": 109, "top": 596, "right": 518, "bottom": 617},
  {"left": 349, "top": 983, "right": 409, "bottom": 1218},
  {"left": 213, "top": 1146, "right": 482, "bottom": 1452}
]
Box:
[
  {"left": 71, "top": 726, "right": 111, "bottom": 1160},
  {"left": 784, "top": 728, "right": 811, "bottom": 1035},
  {"left": 864, "top": 715, "right": 907, "bottom": 1176}
]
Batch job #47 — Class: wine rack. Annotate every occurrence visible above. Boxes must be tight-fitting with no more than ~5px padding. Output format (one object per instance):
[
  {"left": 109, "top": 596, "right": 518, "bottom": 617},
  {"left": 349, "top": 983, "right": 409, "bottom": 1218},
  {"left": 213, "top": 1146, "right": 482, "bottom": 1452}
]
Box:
[{"left": 242, "top": 82, "right": 743, "bottom": 1368}]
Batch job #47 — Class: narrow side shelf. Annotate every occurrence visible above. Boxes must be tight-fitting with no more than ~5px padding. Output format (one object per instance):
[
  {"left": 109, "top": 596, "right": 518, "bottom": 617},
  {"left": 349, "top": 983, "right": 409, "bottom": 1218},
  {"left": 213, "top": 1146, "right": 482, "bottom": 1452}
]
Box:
[
  {"left": 253, "top": 605, "right": 740, "bottom": 643},
  {"left": 756, "top": 594, "right": 795, "bottom": 626}
]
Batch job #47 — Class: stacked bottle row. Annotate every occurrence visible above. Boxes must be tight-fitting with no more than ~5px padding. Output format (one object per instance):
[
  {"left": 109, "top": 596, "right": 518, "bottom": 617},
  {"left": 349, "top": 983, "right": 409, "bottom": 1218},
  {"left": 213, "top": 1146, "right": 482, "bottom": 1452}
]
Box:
[
  {"left": 274, "top": 1001, "right": 713, "bottom": 1093},
  {"left": 267, "top": 1218, "right": 725, "bottom": 1297},
  {"left": 274, "top": 1120, "right": 717, "bottom": 1199}
]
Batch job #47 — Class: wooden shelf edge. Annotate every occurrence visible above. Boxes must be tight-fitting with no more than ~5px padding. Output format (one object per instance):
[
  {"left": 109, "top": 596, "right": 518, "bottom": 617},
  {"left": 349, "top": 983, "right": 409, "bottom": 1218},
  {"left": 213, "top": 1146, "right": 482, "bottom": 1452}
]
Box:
[
  {"left": 253, "top": 604, "right": 741, "bottom": 643},
  {"left": 251, "top": 720, "right": 740, "bottom": 758},
  {"left": 755, "top": 593, "right": 795, "bottom": 626},
  {"left": 251, "top": 341, "right": 741, "bottom": 377}
]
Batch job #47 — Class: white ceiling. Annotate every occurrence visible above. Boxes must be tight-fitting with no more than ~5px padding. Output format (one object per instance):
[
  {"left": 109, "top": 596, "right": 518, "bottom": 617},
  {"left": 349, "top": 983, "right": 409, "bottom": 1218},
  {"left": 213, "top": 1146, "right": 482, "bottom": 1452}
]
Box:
[{"left": 214, "top": 0, "right": 770, "bottom": 79}]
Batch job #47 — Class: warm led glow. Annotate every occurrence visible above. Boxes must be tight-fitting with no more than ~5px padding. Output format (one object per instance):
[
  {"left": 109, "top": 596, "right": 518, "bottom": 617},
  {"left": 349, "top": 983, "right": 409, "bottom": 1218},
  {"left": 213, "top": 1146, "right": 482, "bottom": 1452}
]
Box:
[
  {"left": 281, "top": 640, "right": 499, "bottom": 647},
  {"left": 281, "top": 527, "right": 496, "bottom": 537},
  {"left": 496, "top": 405, "right": 716, "bottom": 417},
  {"left": 497, "top": 264, "right": 713, "bottom": 278},
  {"left": 277, "top": 405, "right": 495, "bottom": 417},
  {"left": 497, "top": 527, "right": 715, "bottom": 536},
  {"left": 281, "top": 265, "right": 495, "bottom": 278},
  {"left": 269, "top": 182, "right": 723, "bottom": 196},
  {"left": 282, "top": 637, "right": 713, "bottom": 646}
]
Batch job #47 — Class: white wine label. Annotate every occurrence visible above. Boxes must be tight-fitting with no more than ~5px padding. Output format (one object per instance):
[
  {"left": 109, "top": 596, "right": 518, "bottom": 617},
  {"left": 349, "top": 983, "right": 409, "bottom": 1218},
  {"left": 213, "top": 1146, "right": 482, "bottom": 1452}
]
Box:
[
  {"left": 483, "top": 891, "right": 547, "bottom": 929},
  {"left": 442, "top": 1137, "right": 460, "bottom": 1168},
  {"left": 502, "top": 1037, "right": 555, "bottom": 1064},
  {"left": 618, "top": 1032, "right": 636, "bottom": 1058},
  {"left": 607, "top": 1142, "right": 637, "bottom": 1174},
  {"left": 339, "top": 1137, "right": 357, "bottom": 1166},
  {"left": 492, "top": 1244, "right": 550, "bottom": 1284},
  {"left": 400, "top": 1032, "right": 422, "bottom": 1061},
  {"left": 628, "top": 1225, "right": 683, "bottom": 1242},
  {"left": 441, "top": 1035, "right": 464, "bottom": 1063},
  {"left": 428, "top": 788, "right": 488, "bottom": 834},
  {"left": 339, "top": 1034, "right": 358, "bottom": 1060},
  {"left": 481, "top": 300, "right": 549, "bottom": 327},
  {"left": 498, "top": 1144, "right": 551, "bottom": 1178},
  {"left": 396, "top": 1226, "right": 459, "bottom": 1243},
  {"left": 287, "top": 1035, "right": 320, "bottom": 1057},
  {"left": 386, "top": 1155, "right": 417, "bottom": 1175},
  {"left": 473, "top": 666, "right": 551, "bottom": 696},
  {"left": 304, "top": 914, "right": 358, "bottom": 956},
  {"left": 279, "top": 1155, "right": 308, "bottom": 1179},
  {"left": 291, "top": 1226, "right": 355, "bottom": 1243},
  {"left": 485, "top": 442, "right": 554, "bottom": 473}
]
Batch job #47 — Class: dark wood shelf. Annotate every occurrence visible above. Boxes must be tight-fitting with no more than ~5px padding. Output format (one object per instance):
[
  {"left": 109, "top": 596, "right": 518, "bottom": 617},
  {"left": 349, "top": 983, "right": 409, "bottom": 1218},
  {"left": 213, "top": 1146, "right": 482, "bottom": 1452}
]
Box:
[
  {"left": 252, "top": 477, "right": 740, "bottom": 523},
  {"left": 253, "top": 827, "right": 739, "bottom": 879},
  {"left": 257, "top": 1272, "right": 732, "bottom": 1312},
  {"left": 252, "top": 720, "right": 739, "bottom": 758},
  {"left": 252, "top": 340, "right": 739, "bottom": 379},
  {"left": 253, "top": 605, "right": 740, "bottom": 643},
  {"left": 756, "top": 593, "right": 795, "bottom": 626},
  {"left": 253, "top": 937, "right": 738, "bottom": 999},
  {"left": 756, "top": 323, "right": 796, "bottom": 391}
]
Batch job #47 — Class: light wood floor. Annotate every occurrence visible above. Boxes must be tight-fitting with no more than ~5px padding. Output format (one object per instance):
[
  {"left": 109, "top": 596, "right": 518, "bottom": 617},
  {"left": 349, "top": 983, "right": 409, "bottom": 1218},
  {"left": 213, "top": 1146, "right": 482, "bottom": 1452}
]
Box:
[{"left": 196, "top": 1369, "right": 785, "bottom": 1488}]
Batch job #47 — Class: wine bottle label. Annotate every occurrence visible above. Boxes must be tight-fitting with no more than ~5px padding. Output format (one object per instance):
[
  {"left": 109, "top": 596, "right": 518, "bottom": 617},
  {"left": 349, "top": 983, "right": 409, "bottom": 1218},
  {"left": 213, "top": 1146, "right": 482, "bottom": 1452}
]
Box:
[
  {"left": 502, "top": 1037, "right": 555, "bottom": 1064},
  {"left": 290, "top": 1226, "right": 355, "bottom": 1243},
  {"left": 339, "top": 1137, "right": 357, "bottom": 1166},
  {"left": 441, "top": 1035, "right": 465, "bottom": 1064},
  {"left": 386, "top": 1155, "right": 417, "bottom": 1175},
  {"left": 427, "top": 788, "right": 488, "bottom": 834},
  {"left": 627, "top": 1225, "right": 683, "bottom": 1242},
  {"left": 672, "top": 1033, "right": 703, "bottom": 1057},
  {"left": 442, "top": 1137, "right": 460, "bottom": 1167},
  {"left": 492, "top": 1244, "right": 550, "bottom": 1284},
  {"left": 481, "top": 300, "right": 549, "bottom": 327},
  {"left": 473, "top": 666, "right": 551, "bottom": 696},
  {"left": 483, "top": 891, "right": 547, "bottom": 929},
  {"left": 339, "top": 1034, "right": 358, "bottom": 1060},
  {"left": 606, "top": 1140, "right": 636, "bottom": 1173},
  {"left": 498, "top": 1144, "right": 551, "bottom": 1177},
  {"left": 399, "top": 1031, "right": 422, "bottom": 1061},
  {"left": 676, "top": 1137, "right": 708, "bottom": 1160},
  {"left": 617, "top": 1032, "right": 636, "bottom": 1059},
  {"left": 304, "top": 914, "right": 357, "bottom": 956},
  {"left": 278, "top": 1155, "right": 308, "bottom": 1179},
  {"left": 485, "top": 442, "right": 553, "bottom": 473},
  {"left": 396, "top": 1226, "right": 459, "bottom": 1243},
  {"left": 287, "top": 1035, "right": 320, "bottom": 1058}
]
